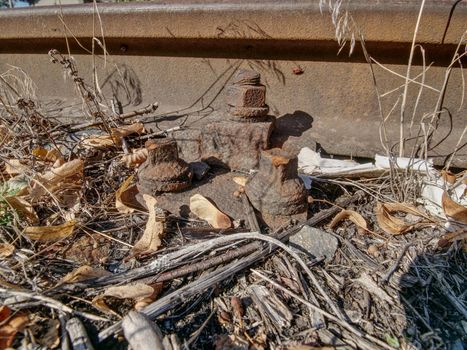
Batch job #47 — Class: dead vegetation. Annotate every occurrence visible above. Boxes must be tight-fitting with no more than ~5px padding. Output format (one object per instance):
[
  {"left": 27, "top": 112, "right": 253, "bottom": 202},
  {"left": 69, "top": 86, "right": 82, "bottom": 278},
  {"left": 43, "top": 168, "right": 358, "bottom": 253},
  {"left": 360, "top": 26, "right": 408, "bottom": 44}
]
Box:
[{"left": 0, "top": 1, "right": 466, "bottom": 350}]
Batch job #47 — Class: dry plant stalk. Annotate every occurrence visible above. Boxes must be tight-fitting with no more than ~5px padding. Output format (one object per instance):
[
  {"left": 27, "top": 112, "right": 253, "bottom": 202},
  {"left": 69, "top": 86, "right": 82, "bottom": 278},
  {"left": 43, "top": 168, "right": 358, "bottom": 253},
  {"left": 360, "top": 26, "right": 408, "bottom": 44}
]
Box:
[{"left": 48, "top": 49, "right": 114, "bottom": 134}]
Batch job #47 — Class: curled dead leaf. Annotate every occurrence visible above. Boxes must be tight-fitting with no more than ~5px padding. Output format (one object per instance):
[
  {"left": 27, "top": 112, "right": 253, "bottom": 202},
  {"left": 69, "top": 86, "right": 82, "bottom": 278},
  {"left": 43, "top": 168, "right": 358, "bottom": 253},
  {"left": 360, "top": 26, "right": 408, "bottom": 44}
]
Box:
[
  {"left": 92, "top": 282, "right": 159, "bottom": 314},
  {"left": 329, "top": 209, "right": 368, "bottom": 234},
  {"left": 0, "top": 306, "right": 29, "bottom": 349},
  {"left": 42, "top": 159, "right": 83, "bottom": 183},
  {"left": 111, "top": 122, "right": 145, "bottom": 139},
  {"left": 132, "top": 194, "right": 165, "bottom": 255},
  {"left": 4, "top": 196, "right": 39, "bottom": 224},
  {"left": 115, "top": 175, "right": 142, "bottom": 214},
  {"left": 81, "top": 135, "right": 116, "bottom": 149},
  {"left": 375, "top": 202, "right": 426, "bottom": 235},
  {"left": 441, "top": 170, "right": 457, "bottom": 185},
  {"left": 23, "top": 220, "right": 76, "bottom": 241},
  {"left": 121, "top": 148, "right": 148, "bottom": 167},
  {"left": 0, "top": 243, "right": 15, "bottom": 258},
  {"left": 105, "top": 283, "right": 155, "bottom": 300},
  {"left": 442, "top": 191, "right": 467, "bottom": 224},
  {"left": 438, "top": 231, "right": 467, "bottom": 249},
  {"left": 189, "top": 194, "right": 232, "bottom": 229},
  {"left": 82, "top": 123, "right": 145, "bottom": 150},
  {"left": 30, "top": 159, "right": 84, "bottom": 201},
  {"left": 61, "top": 265, "right": 112, "bottom": 283}
]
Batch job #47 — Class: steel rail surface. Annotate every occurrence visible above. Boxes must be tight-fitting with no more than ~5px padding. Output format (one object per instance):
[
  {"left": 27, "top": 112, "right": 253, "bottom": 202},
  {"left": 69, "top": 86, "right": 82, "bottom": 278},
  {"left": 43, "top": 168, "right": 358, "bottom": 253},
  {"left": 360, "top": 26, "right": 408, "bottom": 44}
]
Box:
[{"left": 0, "top": 0, "right": 466, "bottom": 166}]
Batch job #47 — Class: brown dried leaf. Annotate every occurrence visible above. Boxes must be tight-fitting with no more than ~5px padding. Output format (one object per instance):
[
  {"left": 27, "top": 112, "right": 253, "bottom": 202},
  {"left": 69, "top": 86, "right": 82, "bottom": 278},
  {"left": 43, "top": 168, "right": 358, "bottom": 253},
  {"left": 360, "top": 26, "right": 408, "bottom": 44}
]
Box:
[
  {"left": 382, "top": 202, "right": 426, "bottom": 217},
  {"left": 375, "top": 202, "right": 422, "bottom": 235},
  {"left": 441, "top": 170, "right": 457, "bottom": 185},
  {"left": 32, "top": 148, "right": 63, "bottom": 163},
  {"left": 115, "top": 175, "right": 142, "bottom": 214},
  {"left": 105, "top": 283, "right": 155, "bottom": 300},
  {"left": 189, "top": 194, "right": 232, "bottom": 229},
  {"left": 92, "top": 282, "right": 157, "bottom": 315},
  {"left": 0, "top": 305, "right": 12, "bottom": 322},
  {"left": 132, "top": 194, "right": 165, "bottom": 255},
  {"left": 61, "top": 265, "right": 112, "bottom": 283},
  {"left": 91, "top": 295, "right": 118, "bottom": 316},
  {"left": 30, "top": 159, "right": 84, "bottom": 201},
  {"left": 0, "top": 309, "right": 29, "bottom": 349},
  {"left": 0, "top": 243, "right": 15, "bottom": 258},
  {"left": 111, "top": 122, "right": 145, "bottom": 139},
  {"left": 23, "top": 220, "right": 76, "bottom": 241},
  {"left": 442, "top": 191, "right": 467, "bottom": 224},
  {"left": 42, "top": 159, "right": 84, "bottom": 183},
  {"left": 329, "top": 209, "right": 368, "bottom": 234},
  {"left": 231, "top": 296, "right": 244, "bottom": 318},
  {"left": 5, "top": 159, "right": 29, "bottom": 176},
  {"left": 4, "top": 195, "right": 39, "bottom": 224},
  {"left": 438, "top": 231, "right": 467, "bottom": 248},
  {"left": 82, "top": 123, "right": 145, "bottom": 150},
  {"left": 81, "top": 135, "right": 116, "bottom": 149},
  {"left": 121, "top": 148, "right": 148, "bottom": 167}
]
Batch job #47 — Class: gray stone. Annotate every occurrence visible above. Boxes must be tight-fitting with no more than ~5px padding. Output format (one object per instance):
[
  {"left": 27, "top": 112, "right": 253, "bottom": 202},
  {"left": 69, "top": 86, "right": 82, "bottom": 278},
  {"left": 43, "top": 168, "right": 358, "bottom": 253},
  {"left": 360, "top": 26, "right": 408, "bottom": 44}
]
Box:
[{"left": 288, "top": 225, "right": 338, "bottom": 262}]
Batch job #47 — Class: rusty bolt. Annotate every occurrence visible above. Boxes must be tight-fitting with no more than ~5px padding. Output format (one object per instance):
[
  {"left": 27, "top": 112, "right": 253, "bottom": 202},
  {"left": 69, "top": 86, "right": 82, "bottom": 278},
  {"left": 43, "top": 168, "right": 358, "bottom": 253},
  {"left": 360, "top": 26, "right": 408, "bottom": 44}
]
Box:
[
  {"left": 137, "top": 138, "right": 192, "bottom": 194},
  {"left": 245, "top": 149, "right": 307, "bottom": 216}
]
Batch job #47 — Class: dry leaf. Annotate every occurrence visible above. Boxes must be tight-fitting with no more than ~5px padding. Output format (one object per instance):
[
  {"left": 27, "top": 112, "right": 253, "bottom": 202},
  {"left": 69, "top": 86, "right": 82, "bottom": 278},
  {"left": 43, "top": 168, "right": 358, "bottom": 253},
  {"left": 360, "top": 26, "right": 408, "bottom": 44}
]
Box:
[
  {"left": 121, "top": 148, "right": 148, "bottom": 167},
  {"left": 329, "top": 209, "right": 368, "bottom": 234},
  {"left": 30, "top": 159, "right": 84, "bottom": 200},
  {"left": 81, "top": 135, "right": 116, "bottom": 149},
  {"left": 382, "top": 202, "right": 426, "bottom": 217},
  {"left": 233, "top": 176, "right": 248, "bottom": 187},
  {"left": 132, "top": 194, "right": 165, "bottom": 255},
  {"left": 92, "top": 282, "right": 157, "bottom": 315},
  {"left": 375, "top": 202, "right": 425, "bottom": 235},
  {"left": 91, "top": 295, "right": 118, "bottom": 316},
  {"left": 0, "top": 307, "right": 29, "bottom": 349},
  {"left": 0, "top": 243, "right": 15, "bottom": 258},
  {"left": 105, "top": 283, "right": 155, "bottom": 300},
  {"left": 442, "top": 191, "right": 467, "bottom": 224},
  {"left": 441, "top": 170, "right": 457, "bottom": 185},
  {"left": 24, "top": 220, "right": 76, "bottom": 241},
  {"left": 111, "top": 122, "right": 145, "bottom": 139},
  {"left": 5, "top": 159, "right": 29, "bottom": 176},
  {"left": 82, "top": 123, "right": 145, "bottom": 150},
  {"left": 61, "top": 265, "right": 112, "bottom": 283},
  {"left": 42, "top": 159, "right": 83, "bottom": 183},
  {"left": 189, "top": 194, "right": 231, "bottom": 229},
  {"left": 115, "top": 175, "right": 142, "bottom": 214},
  {"left": 438, "top": 231, "right": 467, "bottom": 248},
  {"left": 32, "top": 148, "right": 63, "bottom": 163},
  {"left": 4, "top": 195, "right": 39, "bottom": 224}
]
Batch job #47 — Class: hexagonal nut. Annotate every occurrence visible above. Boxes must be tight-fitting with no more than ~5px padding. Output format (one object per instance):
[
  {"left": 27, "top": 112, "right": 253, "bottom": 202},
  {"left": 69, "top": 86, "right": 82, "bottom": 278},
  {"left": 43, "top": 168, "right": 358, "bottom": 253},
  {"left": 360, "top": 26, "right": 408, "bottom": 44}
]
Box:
[{"left": 226, "top": 84, "right": 266, "bottom": 108}]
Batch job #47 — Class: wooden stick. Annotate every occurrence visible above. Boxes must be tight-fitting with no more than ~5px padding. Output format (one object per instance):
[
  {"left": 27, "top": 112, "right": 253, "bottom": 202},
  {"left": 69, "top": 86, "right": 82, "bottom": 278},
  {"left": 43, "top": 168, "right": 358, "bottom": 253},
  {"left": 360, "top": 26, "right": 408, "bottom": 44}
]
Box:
[
  {"left": 66, "top": 317, "right": 95, "bottom": 350},
  {"left": 122, "top": 311, "right": 165, "bottom": 350}
]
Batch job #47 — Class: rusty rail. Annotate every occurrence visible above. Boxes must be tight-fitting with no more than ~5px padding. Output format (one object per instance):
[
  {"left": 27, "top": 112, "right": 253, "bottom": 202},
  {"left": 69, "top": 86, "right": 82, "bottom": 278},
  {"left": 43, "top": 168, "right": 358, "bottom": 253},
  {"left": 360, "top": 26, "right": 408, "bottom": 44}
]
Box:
[{"left": 0, "top": 0, "right": 466, "bottom": 165}]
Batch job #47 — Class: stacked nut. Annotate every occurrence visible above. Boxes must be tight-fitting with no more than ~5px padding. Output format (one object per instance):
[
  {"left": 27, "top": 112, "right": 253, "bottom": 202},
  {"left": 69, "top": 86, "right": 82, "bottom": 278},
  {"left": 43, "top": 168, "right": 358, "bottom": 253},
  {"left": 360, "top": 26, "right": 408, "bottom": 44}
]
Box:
[{"left": 226, "top": 69, "right": 269, "bottom": 120}]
